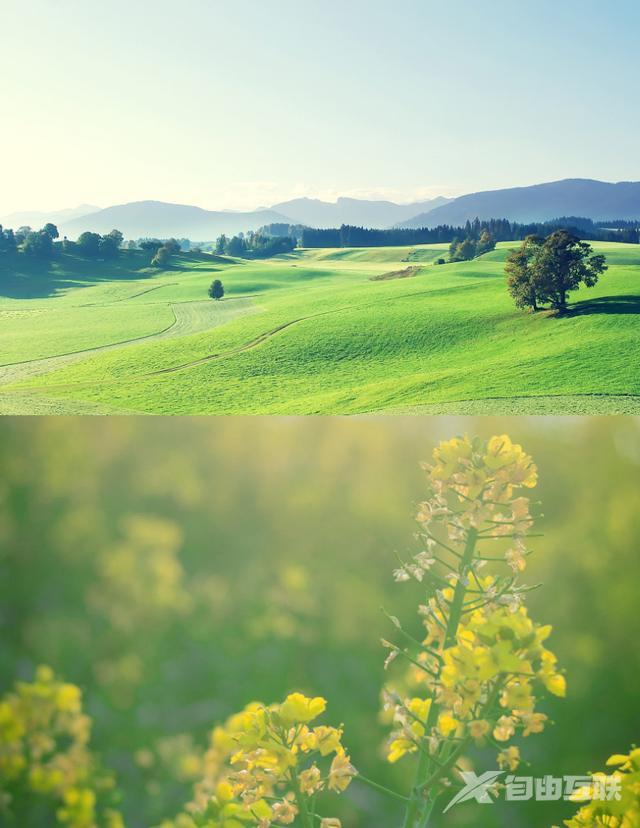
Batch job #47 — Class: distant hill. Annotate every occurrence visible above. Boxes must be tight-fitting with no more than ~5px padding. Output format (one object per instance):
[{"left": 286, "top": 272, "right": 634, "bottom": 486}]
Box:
[
  {"left": 398, "top": 179, "right": 640, "bottom": 227},
  {"left": 10, "top": 180, "right": 640, "bottom": 240},
  {"left": 271, "top": 196, "right": 451, "bottom": 228},
  {"left": 59, "top": 201, "right": 294, "bottom": 240},
  {"left": 1, "top": 204, "right": 100, "bottom": 230}
]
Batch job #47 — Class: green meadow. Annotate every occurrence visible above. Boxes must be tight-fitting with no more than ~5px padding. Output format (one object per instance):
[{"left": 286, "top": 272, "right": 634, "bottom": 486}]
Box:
[{"left": 1, "top": 241, "right": 639, "bottom": 414}]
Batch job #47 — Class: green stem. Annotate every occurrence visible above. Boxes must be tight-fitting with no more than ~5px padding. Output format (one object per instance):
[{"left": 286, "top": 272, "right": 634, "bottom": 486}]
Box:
[
  {"left": 357, "top": 773, "right": 411, "bottom": 803},
  {"left": 289, "top": 768, "right": 313, "bottom": 828},
  {"left": 402, "top": 528, "right": 478, "bottom": 828}
]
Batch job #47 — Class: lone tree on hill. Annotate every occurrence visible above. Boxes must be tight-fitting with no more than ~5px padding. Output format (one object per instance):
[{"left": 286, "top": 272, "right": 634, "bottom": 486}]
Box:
[
  {"left": 534, "top": 230, "right": 607, "bottom": 312},
  {"left": 208, "top": 279, "right": 224, "bottom": 300},
  {"left": 506, "top": 234, "right": 544, "bottom": 311},
  {"left": 506, "top": 230, "right": 607, "bottom": 313}
]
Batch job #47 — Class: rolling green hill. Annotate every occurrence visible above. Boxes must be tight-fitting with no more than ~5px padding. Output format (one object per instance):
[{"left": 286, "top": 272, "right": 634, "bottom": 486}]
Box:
[{"left": 0, "top": 242, "right": 638, "bottom": 414}]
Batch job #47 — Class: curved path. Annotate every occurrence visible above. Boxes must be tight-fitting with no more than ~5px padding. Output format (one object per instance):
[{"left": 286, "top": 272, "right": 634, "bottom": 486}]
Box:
[
  {"left": 0, "top": 298, "right": 255, "bottom": 387},
  {"left": 5, "top": 280, "right": 484, "bottom": 394}
]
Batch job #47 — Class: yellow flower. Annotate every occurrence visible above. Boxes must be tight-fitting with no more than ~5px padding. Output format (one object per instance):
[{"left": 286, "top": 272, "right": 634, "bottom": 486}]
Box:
[
  {"left": 437, "top": 712, "right": 459, "bottom": 737},
  {"left": 299, "top": 764, "right": 323, "bottom": 795},
  {"left": 537, "top": 651, "right": 566, "bottom": 697},
  {"left": 407, "top": 697, "right": 432, "bottom": 722},
  {"left": 520, "top": 712, "right": 547, "bottom": 737},
  {"left": 484, "top": 435, "right": 538, "bottom": 487},
  {"left": 35, "top": 665, "right": 55, "bottom": 684},
  {"left": 497, "top": 746, "right": 520, "bottom": 771},
  {"left": 388, "top": 738, "right": 415, "bottom": 763},
  {"left": 468, "top": 719, "right": 490, "bottom": 743},
  {"left": 320, "top": 820, "right": 342, "bottom": 828},
  {"left": 493, "top": 716, "right": 515, "bottom": 741},
  {"left": 432, "top": 436, "right": 473, "bottom": 479},
  {"left": 55, "top": 683, "right": 81, "bottom": 713},
  {"left": 271, "top": 798, "right": 298, "bottom": 824},
  {"left": 500, "top": 681, "right": 534, "bottom": 712},
  {"left": 215, "top": 780, "right": 235, "bottom": 802},
  {"left": 279, "top": 693, "right": 327, "bottom": 726},
  {"left": 327, "top": 753, "right": 356, "bottom": 792},
  {"left": 310, "top": 725, "right": 342, "bottom": 756},
  {"left": 484, "top": 435, "right": 518, "bottom": 469},
  {"left": 544, "top": 673, "right": 566, "bottom": 697}
]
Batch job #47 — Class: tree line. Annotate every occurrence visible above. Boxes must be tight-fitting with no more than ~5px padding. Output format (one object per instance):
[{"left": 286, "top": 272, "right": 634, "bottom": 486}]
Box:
[
  {"left": 0, "top": 223, "right": 126, "bottom": 260},
  {"left": 258, "top": 223, "right": 306, "bottom": 244},
  {"left": 0, "top": 223, "right": 188, "bottom": 268},
  {"left": 449, "top": 229, "right": 496, "bottom": 261},
  {"left": 300, "top": 217, "right": 639, "bottom": 248},
  {"left": 0, "top": 222, "right": 61, "bottom": 257},
  {"left": 215, "top": 231, "right": 296, "bottom": 258}
]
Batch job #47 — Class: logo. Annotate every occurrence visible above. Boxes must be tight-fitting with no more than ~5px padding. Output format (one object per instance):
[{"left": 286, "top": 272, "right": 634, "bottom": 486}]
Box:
[
  {"left": 443, "top": 771, "right": 504, "bottom": 813},
  {"left": 443, "top": 771, "right": 622, "bottom": 813}
]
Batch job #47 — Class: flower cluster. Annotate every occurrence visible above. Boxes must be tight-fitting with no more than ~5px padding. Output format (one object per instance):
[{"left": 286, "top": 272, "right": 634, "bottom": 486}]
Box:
[
  {"left": 382, "top": 435, "right": 565, "bottom": 823},
  {"left": 0, "top": 666, "right": 124, "bottom": 828},
  {"left": 161, "top": 693, "right": 356, "bottom": 828},
  {"left": 561, "top": 747, "right": 640, "bottom": 828}
]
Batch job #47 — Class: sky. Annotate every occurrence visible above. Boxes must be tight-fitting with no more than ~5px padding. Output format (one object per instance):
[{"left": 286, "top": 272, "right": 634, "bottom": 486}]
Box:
[{"left": 1, "top": 0, "right": 639, "bottom": 215}]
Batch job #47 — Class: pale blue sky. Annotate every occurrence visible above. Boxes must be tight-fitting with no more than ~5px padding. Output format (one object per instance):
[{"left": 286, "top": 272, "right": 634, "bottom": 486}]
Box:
[{"left": 2, "top": 0, "right": 638, "bottom": 214}]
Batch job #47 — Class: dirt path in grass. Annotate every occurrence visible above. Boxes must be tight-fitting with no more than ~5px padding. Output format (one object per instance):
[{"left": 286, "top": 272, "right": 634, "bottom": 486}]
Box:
[
  {"left": 148, "top": 306, "right": 345, "bottom": 375},
  {"left": 0, "top": 298, "right": 255, "bottom": 388},
  {"left": 144, "top": 281, "right": 484, "bottom": 376},
  {"left": 14, "top": 279, "right": 484, "bottom": 393}
]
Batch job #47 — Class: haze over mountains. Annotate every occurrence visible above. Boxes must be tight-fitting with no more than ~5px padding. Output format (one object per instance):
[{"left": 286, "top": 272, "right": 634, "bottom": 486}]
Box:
[
  {"left": 400, "top": 179, "right": 640, "bottom": 228},
  {"left": 1, "top": 204, "right": 100, "bottom": 230},
  {"left": 57, "top": 201, "right": 292, "bottom": 241},
  {"left": 270, "top": 196, "right": 452, "bottom": 228},
  {"left": 2, "top": 179, "right": 639, "bottom": 241}
]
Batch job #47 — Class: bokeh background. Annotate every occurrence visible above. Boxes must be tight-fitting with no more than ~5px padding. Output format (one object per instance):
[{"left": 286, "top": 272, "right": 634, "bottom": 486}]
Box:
[{"left": 1, "top": 416, "right": 639, "bottom": 827}]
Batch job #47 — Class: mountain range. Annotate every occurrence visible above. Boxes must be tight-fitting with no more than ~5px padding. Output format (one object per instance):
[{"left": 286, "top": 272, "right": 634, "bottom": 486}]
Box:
[
  {"left": 270, "top": 195, "right": 452, "bottom": 228},
  {"left": 2, "top": 179, "right": 639, "bottom": 241},
  {"left": 55, "top": 201, "right": 295, "bottom": 241},
  {"left": 399, "top": 179, "right": 640, "bottom": 228},
  {"left": 0, "top": 204, "right": 100, "bottom": 230}
]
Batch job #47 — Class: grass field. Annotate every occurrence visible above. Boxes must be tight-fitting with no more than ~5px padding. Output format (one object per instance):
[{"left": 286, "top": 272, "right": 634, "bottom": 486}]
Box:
[{"left": 1, "top": 241, "right": 639, "bottom": 414}]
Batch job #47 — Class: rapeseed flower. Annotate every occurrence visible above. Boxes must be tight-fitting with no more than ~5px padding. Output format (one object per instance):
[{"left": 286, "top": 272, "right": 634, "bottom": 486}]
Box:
[
  {"left": 382, "top": 435, "right": 565, "bottom": 825},
  {"left": 0, "top": 666, "right": 123, "bottom": 828},
  {"left": 173, "top": 693, "right": 354, "bottom": 828}
]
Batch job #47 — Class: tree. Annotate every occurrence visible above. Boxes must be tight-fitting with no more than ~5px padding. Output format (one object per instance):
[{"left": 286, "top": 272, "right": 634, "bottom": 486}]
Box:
[
  {"left": 22, "top": 230, "right": 53, "bottom": 258},
  {"left": 106, "top": 229, "right": 124, "bottom": 248},
  {"left": 98, "top": 235, "right": 119, "bottom": 259},
  {"left": 505, "top": 234, "right": 544, "bottom": 311},
  {"left": 450, "top": 237, "right": 476, "bottom": 262},
  {"left": 208, "top": 279, "right": 224, "bottom": 300},
  {"left": 42, "top": 223, "right": 59, "bottom": 240},
  {"left": 476, "top": 229, "right": 495, "bottom": 256},
  {"left": 16, "top": 226, "right": 32, "bottom": 241},
  {"left": 533, "top": 230, "right": 607, "bottom": 312},
  {"left": 77, "top": 231, "right": 102, "bottom": 256},
  {"left": 225, "top": 235, "right": 247, "bottom": 257},
  {"left": 163, "top": 238, "right": 181, "bottom": 254},
  {"left": 151, "top": 245, "right": 172, "bottom": 267},
  {"left": 139, "top": 239, "right": 163, "bottom": 252},
  {"left": 0, "top": 226, "right": 17, "bottom": 254}
]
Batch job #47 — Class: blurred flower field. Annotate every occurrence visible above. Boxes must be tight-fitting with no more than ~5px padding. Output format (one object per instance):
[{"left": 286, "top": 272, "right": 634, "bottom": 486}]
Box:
[{"left": 0, "top": 417, "right": 638, "bottom": 827}]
